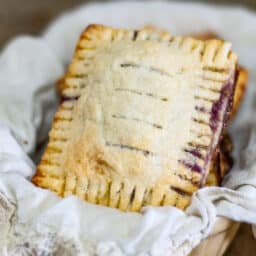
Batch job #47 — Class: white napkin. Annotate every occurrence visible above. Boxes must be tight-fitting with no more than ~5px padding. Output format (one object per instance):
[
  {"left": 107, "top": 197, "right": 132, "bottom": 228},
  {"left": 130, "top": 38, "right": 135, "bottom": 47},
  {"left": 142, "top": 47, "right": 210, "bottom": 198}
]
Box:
[{"left": 1, "top": 1, "right": 256, "bottom": 255}]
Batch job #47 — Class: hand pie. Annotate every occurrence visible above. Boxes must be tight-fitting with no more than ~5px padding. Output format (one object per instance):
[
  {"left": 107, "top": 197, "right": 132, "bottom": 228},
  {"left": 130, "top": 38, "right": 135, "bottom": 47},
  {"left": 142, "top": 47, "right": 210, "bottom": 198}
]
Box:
[
  {"left": 53, "top": 29, "right": 242, "bottom": 192},
  {"left": 33, "top": 25, "right": 238, "bottom": 211}
]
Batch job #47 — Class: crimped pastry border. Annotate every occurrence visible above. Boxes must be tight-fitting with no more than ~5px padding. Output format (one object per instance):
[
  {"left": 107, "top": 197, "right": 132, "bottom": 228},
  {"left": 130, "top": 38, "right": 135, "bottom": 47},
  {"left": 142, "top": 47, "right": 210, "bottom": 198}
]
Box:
[{"left": 33, "top": 24, "right": 237, "bottom": 211}]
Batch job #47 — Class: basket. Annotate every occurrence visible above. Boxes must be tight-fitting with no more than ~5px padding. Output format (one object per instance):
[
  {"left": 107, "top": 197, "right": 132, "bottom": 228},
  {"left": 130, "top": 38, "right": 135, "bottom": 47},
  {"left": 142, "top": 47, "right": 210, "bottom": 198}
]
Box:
[{"left": 190, "top": 218, "right": 240, "bottom": 256}]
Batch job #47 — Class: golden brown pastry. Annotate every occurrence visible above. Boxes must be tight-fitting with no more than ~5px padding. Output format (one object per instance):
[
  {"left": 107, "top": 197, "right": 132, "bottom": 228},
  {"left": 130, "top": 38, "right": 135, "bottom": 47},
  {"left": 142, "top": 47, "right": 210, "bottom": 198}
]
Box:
[
  {"left": 54, "top": 29, "right": 246, "bottom": 190},
  {"left": 33, "top": 25, "right": 238, "bottom": 211},
  {"left": 192, "top": 31, "right": 248, "bottom": 120},
  {"left": 192, "top": 31, "right": 247, "bottom": 187},
  {"left": 56, "top": 29, "right": 247, "bottom": 121}
]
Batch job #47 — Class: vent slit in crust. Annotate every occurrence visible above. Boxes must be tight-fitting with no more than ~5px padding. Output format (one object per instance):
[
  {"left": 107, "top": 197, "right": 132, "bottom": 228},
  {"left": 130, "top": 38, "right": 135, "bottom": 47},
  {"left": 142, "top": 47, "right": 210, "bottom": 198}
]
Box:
[
  {"left": 106, "top": 142, "right": 154, "bottom": 157},
  {"left": 32, "top": 24, "right": 238, "bottom": 212},
  {"left": 184, "top": 148, "right": 204, "bottom": 160},
  {"left": 120, "top": 62, "right": 172, "bottom": 78},
  {"left": 112, "top": 114, "right": 163, "bottom": 129},
  {"left": 114, "top": 88, "right": 168, "bottom": 102}
]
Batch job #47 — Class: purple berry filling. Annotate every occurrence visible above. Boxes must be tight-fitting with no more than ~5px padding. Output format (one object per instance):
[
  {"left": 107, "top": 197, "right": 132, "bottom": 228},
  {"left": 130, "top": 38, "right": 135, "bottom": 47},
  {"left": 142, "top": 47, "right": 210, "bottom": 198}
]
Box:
[
  {"left": 210, "top": 69, "right": 238, "bottom": 132},
  {"left": 200, "top": 70, "right": 237, "bottom": 184},
  {"left": 180, "top": 161, "right": 202, "bottom": 173},
  {"left": 184, "top": 148, "right": 203, "bottom": 159},
  {"left": 210, "top": 82, "right": 232, "bottom": 131},
  {"left": 180, "top": 68, "right": 237, "bottom": 180}
]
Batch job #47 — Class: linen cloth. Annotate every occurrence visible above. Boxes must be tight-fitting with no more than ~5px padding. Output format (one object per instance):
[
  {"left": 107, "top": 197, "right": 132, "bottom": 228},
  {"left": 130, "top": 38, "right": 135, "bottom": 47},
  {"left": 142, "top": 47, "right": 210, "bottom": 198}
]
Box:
[{"left": 0, "top": 1, "right": 256, "bottom": 255}]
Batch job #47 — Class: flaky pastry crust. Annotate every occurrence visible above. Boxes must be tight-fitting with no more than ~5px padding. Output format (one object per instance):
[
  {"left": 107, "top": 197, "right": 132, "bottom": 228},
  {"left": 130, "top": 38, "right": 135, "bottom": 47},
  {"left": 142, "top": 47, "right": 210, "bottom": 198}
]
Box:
[{"left": 33, "top": 25, "right": 238, "bottom": 211}]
